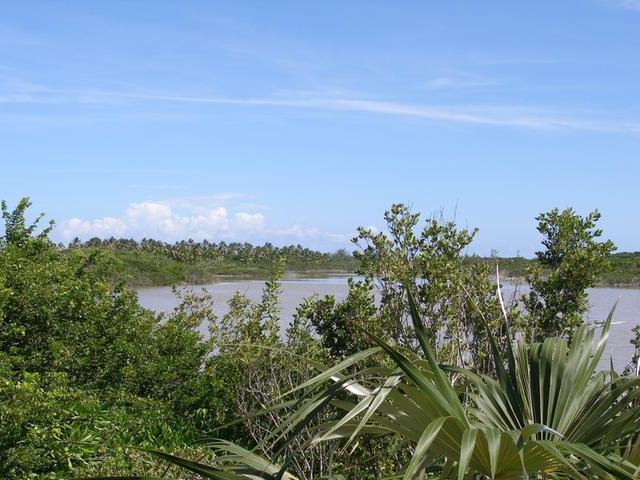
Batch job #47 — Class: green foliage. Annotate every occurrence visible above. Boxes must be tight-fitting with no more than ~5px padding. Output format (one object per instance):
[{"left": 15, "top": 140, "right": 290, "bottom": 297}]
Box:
[
  {"left": 349, "top": 203, "right": 502, "bottom": 371},
  {"left": 66, "top": 237, "right": 356, "bottom": 286},
  {"left": 308, "top": 296, "right": 640, "bottom": 479},
  {"left": 134, "top": 441, "right": 300, "bottom": 479},
  {"left": 0, "top": 199, "right": 218, "bottom": 478},
  {"left": 134, "top": 289, "right": 640, "bottom": 480},
  {"left": 523, "top": 207, "right": 616, "bottom": 340},
  {"left": 628, "top": 324, "right": 640, "bottom": 375},
  {"left": 1, "top": 197, "right": 54, "bottom": 246},
  {"left": 470, "top": 251, "right": 640, "bottom": 287},
  {"left": 0, "top": 197, "right": 632, "bottom": 479},
  {"left": 604, "top": 252, "right": 640, "bottom": 285},
  {"left": 297, "top": 278, "right": 378, "bottom": 358},
  {"left": 0, "top": 365, "right": 200, "bottom": 479},
  {"left": 196, "top": 265, "right": 341, "bottom": 478},
  {"left": 0, "top": 220, "right": 214, "bottom": 396}
]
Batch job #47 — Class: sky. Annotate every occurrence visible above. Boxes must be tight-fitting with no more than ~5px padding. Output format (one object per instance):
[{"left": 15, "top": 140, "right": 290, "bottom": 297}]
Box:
[{"left": 1, "top": 1, "right": 639, "bottom": 256}]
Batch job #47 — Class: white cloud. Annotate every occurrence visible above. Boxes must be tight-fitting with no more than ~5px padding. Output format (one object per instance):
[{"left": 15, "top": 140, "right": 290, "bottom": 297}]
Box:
[
  {"left": 57, "top": 197, "right": 345, "bottom": 248},
  {"left": 125, "top": 201, "right": 172, "bottom": 223},
  {"left": 60, "top": 201, "right": 255, "bottom": 242},
  {"left": 61, "top": 216, "right": 127, "bottom": 238},
  {"left": 271, "top": 224, "right": 331, "bottom": 240},
  {"left": 233, "top": 212, "right": 265, "bottom": 231}
]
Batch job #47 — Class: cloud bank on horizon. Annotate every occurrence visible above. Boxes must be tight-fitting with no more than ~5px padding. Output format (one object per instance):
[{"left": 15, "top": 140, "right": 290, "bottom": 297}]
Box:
[{"left": 57, "top": 196, "right": 348, "bottom": 248}]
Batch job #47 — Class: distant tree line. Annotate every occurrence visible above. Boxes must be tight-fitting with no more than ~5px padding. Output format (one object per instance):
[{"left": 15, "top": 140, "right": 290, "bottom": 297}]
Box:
[{"left": 65, "top": 236, "right": 354, "bottom": 268}]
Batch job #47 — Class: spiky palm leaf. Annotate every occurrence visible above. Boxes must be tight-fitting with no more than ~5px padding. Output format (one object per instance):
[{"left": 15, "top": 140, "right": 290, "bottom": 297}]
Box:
[
  {"left": 272, "top": 285, "right": 640, "bottom": 479},
  {"left": 84, "top": 441, "right": 300, "bottom": 480}
]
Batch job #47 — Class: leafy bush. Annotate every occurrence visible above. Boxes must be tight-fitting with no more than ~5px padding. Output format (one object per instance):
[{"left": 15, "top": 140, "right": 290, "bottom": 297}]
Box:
[
  {"left": 300, "top": 204, "right": 504, "bottom": 373},
  {"left": 0, "top": 199, "right": 218, "bottom": 477},
  {"left": 0, "top": 364, "right": 201, "bottom": 478},
  {"left": 523, "top": 207, "right": 616, "bottom": 340}
]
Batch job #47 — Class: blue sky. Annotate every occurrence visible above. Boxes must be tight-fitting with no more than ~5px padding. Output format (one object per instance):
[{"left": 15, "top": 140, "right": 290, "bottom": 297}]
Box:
[{"left": 1, "top": 1, "right": 639, "bottom": 255}]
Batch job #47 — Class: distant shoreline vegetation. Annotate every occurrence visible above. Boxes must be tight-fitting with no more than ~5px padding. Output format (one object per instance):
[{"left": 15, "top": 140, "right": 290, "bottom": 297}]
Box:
[
  {"left": 62, "top": 237, "right": 640, "bottom": 287},
  {"left": 63, "top": 237, "right": 358, "bottom": 286},
  {"left": 468, "top": 252, "right": 640, "bottom": 288}
]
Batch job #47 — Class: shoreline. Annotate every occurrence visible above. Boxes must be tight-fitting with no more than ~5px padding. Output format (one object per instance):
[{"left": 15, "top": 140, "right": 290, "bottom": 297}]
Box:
[
  {"left": 127, "top": 268, "right": 357, "bottom": 288},
  {"left": 129, "top": 270, "right": 640, "bottom": 290}
]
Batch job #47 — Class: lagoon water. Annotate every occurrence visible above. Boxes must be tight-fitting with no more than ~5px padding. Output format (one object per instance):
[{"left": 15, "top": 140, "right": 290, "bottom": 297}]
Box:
[{"left": 137, "top": 275, "right": 640, "bottom": 371}]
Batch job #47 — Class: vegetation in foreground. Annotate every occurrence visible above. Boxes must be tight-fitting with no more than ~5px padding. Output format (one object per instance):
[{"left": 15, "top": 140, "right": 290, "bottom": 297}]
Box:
[
  {"left": 1, "top": 197, "right": 639, "bottom": 479},
  {"left": 150, "top": 295, "right": 640, "bottom": 479}
]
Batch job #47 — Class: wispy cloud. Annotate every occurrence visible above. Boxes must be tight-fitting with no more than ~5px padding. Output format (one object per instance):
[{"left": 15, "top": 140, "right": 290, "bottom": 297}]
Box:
[
  {"left": 607, "top": 0, "right": 640, "bottom": 10},
  {"left": 423, "top": 70, "right": 498, "bottom": 90},
  {"left": 161, "top": 193, "right": 249, "bottom": 209},
  {"left": 424, "top": 77, "right": 493, "bottom": 90},
  {"left": 1, "top": 81, "right": 639, "bottom": 134}
]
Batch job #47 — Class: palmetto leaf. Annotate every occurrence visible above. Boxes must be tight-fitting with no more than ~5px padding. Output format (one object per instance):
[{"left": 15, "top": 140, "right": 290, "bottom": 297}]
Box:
[
  {"left": 84, "top": 443, "right": 299, "bottom": 480},
  {"left": 81, "top": 477, "right": 171, "bottom": 480},
  {"left": 268, "top": 288, "right": 640, "bottom": 479}
]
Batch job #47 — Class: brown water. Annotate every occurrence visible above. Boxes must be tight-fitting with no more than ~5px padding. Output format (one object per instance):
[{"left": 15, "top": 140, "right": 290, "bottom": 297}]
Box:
[{"left": 136, "top": 276, "right": 640, "bottom": 371}]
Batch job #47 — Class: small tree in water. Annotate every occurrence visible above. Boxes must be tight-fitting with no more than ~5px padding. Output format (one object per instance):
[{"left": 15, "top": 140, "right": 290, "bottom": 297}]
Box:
[{"left": 523, "top": 207, "right": 615, "bottom": 341}]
